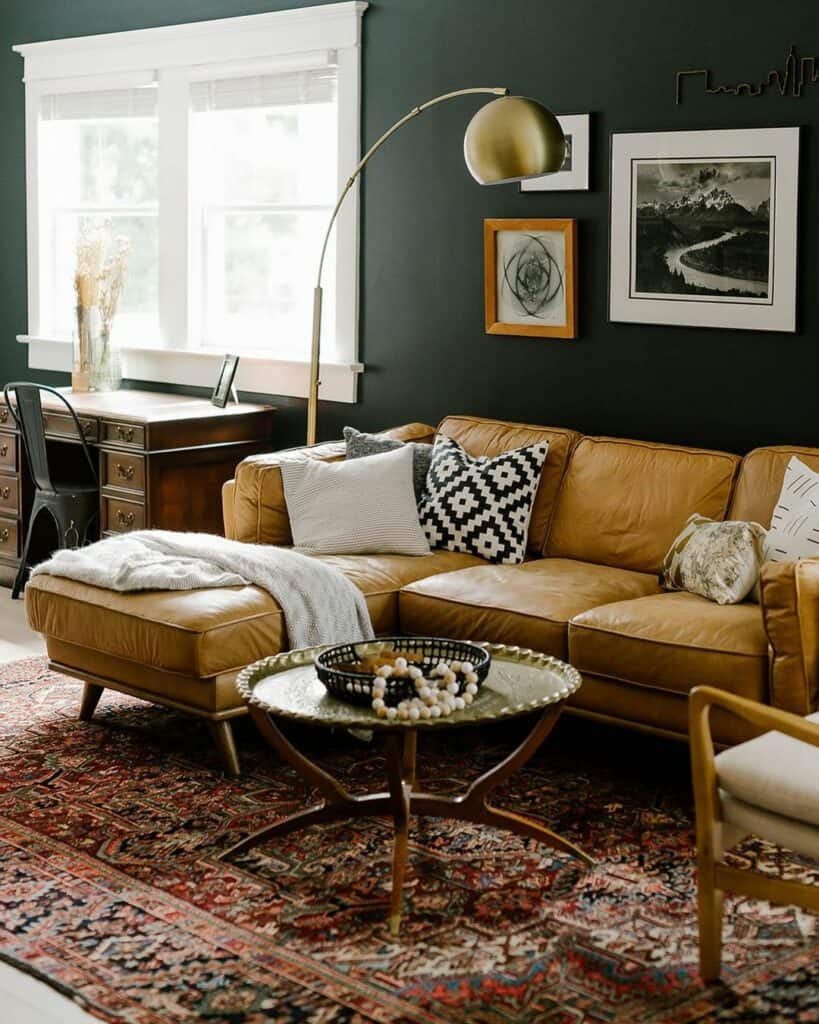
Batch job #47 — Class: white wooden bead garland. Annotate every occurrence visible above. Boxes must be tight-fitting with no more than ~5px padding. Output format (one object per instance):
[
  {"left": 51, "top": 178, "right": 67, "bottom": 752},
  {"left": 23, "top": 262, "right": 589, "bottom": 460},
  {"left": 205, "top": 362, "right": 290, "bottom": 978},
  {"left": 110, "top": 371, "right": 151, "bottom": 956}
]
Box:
[{"left": 370, "top": 657, "right": 480, "bottom": 720}]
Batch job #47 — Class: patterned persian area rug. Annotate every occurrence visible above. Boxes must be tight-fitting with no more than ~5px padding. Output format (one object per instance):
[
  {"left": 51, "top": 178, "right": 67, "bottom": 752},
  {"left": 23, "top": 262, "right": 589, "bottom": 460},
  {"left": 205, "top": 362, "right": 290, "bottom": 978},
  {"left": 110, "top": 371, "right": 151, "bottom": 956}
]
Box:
[{"left": 0, "top": 657, "right": 817, "bottom": 1024}]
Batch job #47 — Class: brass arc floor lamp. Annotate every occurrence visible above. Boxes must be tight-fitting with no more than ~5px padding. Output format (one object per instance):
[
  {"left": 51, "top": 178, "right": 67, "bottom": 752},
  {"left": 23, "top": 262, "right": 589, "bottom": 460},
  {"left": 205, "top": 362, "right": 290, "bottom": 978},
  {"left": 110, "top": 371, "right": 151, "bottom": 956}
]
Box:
[{"left": 306, "top": 89, "right": 566, "bottom": 445}]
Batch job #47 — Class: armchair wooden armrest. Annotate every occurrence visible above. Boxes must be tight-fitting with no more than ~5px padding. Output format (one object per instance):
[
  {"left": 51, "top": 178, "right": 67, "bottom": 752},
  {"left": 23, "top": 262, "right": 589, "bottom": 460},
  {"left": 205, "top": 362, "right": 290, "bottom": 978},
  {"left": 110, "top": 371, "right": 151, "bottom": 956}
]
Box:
[
  {"left": 690, "top": 686, "right": 819, "bottom": 756},
  {"left": 689, "top": 685, "right": 819, "bottom": 981}
]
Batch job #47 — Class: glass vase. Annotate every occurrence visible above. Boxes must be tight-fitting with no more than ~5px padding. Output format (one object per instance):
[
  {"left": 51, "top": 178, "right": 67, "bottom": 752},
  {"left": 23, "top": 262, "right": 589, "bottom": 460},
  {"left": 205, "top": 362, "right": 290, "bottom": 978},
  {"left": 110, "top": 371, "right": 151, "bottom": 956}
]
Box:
[
  {"left": 90, "top": 323, "right": 122, "bottom": 392},
  {"left": 72, "top": 303, "right": 99, "bottom": 393}
]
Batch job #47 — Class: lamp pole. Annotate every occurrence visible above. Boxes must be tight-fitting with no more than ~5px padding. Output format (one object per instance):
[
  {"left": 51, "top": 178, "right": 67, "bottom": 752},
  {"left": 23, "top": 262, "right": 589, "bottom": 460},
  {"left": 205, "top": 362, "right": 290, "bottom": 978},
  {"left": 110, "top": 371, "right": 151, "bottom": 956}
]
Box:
[{"left": 305, "top": 87, "right": 509, "bottom": 447}]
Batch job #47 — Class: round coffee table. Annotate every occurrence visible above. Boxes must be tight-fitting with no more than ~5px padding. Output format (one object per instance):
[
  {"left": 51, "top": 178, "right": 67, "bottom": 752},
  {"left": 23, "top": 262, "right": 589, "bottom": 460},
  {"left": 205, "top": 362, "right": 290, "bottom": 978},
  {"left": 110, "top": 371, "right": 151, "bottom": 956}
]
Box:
[{"left": 224, "top": 641, "right": 591, "bottom": 935}]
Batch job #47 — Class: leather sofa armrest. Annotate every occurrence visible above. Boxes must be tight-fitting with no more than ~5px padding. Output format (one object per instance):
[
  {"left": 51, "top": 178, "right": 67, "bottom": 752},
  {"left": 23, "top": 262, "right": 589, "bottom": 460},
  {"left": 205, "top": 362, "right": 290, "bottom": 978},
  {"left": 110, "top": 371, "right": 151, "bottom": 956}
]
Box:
[
  {"left": 230, "top": 422, "right": 436, "bottom": 545},
  {"left": 222, "top": 480, "right": 236, "bottom": 539},
  {"left": 760, "top": 556, "right": 819, "bottom": 714}
]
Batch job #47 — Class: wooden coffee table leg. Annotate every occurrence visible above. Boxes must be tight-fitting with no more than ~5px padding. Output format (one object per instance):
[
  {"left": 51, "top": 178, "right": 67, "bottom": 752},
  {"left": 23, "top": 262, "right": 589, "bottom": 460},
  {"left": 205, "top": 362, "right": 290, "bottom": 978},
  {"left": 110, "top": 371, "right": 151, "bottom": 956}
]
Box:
[
  {"left": 384, "top": 732, "right": 413, "bottom": 937},
  {"left": 222, "top": 708, "right": 390, "bottom": 859},
  {"left": 411, "top": 706, "right": 595, "bottom": 866},
  {"left": 402, "top": 730, "right": 417, "bottom": 788}
]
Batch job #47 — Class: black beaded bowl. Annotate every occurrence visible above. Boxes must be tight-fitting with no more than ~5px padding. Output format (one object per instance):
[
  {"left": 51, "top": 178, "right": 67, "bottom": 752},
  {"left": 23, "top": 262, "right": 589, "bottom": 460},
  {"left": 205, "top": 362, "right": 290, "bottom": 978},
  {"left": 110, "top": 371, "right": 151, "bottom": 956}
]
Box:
[{"left": 315, "top": 636, "right": 492, "bottom": 707}]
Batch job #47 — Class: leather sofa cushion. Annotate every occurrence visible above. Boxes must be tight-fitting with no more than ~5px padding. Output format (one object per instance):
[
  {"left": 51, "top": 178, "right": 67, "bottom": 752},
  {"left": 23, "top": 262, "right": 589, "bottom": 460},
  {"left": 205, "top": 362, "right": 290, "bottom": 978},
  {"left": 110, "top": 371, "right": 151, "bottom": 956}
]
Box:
[
  {"left": 400, "top": 557, "right": 661, "bottom": 660},
  {"left": 26, "top": 549, "right": 484, "bottom": 678},
  {"left": 437, "top": 415, "right": 579, "bottom": 556},
  {"left": 569, "top": 592, "right": 768, "bottom": 701},
  {"left": 546, "top": 436, "right": 740, "bottom": 574},
  {"left": 729, "top": 445, "right": 819, "bottom": 527}
]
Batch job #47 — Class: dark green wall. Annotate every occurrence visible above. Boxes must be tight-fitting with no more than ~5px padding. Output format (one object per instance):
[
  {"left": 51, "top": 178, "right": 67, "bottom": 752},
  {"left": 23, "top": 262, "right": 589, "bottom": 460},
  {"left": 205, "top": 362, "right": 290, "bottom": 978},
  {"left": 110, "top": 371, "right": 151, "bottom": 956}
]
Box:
[{"left": 1, "top": 0, "right": 817, "bottom": 452}]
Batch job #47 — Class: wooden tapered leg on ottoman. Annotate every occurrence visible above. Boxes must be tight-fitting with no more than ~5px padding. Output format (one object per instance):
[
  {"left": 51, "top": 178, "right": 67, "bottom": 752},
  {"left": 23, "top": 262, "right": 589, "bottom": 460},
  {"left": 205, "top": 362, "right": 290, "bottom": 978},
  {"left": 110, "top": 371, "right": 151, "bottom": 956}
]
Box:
[
  {"left": 208, "top": 720, "right": 241, "bottom": 779},
  {"left": 79, "top": 682, "right": 104, "bottom": 722},
  {"left": 47, "top": 657, "right": 247, "bottom": 778}
]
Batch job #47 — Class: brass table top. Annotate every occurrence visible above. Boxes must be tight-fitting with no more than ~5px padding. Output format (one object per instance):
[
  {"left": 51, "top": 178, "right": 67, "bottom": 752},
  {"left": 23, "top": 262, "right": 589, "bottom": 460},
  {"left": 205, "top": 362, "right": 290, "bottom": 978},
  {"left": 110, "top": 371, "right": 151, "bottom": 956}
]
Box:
[{"left": 236, "top": 641, "right": 582, "bottom": 731}]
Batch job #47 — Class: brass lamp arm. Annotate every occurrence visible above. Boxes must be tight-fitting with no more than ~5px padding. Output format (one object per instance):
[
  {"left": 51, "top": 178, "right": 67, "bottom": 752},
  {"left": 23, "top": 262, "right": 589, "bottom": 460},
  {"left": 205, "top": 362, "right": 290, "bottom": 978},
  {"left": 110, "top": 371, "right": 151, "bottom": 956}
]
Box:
[
  {"left": 314, "top": 86, "right": 508, "bottom": 286},
  {"left": 306, "top": 86, "right": 508, "bottom": 445}
]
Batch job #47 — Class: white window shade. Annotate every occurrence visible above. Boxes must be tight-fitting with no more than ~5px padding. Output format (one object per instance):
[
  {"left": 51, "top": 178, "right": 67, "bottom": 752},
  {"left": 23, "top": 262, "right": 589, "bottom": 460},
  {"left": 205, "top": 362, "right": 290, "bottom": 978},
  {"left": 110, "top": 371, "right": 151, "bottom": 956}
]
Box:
[
  {"left": 40, "top": 85, "right": 158, "bottom": 120},
  {"left": 190, "top": 67, "right": 337, "bottom": 111}
]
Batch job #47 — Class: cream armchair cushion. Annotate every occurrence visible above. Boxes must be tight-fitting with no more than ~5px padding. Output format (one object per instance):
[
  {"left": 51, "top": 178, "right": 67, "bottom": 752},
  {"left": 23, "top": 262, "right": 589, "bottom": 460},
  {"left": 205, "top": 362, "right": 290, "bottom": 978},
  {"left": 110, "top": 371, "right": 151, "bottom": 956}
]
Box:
[
  {"left": 715, "top": 711, "right": 819, "bottom": 826},
  {"left": 715, "top": 710, "right": 819, "bottom": 860}
]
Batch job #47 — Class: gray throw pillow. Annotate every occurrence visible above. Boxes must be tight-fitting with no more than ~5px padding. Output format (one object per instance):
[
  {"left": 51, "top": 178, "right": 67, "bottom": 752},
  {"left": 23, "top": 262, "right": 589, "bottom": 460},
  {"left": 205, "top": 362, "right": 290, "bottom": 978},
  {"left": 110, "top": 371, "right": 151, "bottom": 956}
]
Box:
[
  {"left": 344, "top": 426, "right": 432, "bottom": 502},
  {"left": 280, "top": 444, "right": 430, "bottom": 556}
]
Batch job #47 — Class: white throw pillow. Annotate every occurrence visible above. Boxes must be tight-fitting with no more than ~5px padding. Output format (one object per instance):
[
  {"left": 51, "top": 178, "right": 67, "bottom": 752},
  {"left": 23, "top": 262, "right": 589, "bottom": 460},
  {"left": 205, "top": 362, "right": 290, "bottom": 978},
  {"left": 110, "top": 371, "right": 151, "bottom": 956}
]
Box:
[
  {"left": 280, "top": 443, "right": 431, "bottom": 556},
  {"left": 764, "top": 456, "right": 819, "bottom": 564}
]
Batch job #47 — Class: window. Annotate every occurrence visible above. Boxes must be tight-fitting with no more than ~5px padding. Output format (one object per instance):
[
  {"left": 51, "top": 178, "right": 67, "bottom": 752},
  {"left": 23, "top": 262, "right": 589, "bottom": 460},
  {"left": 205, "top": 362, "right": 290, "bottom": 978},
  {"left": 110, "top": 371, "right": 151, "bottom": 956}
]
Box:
[
  {"left": 15, "top": 3, "right": 366, "bottom": 401},
  {"left": 38, "top": 85, "right": 160, "bottom": 346},
  {"left": 190, "top": 69, "right": 338, "bottom": 361}
]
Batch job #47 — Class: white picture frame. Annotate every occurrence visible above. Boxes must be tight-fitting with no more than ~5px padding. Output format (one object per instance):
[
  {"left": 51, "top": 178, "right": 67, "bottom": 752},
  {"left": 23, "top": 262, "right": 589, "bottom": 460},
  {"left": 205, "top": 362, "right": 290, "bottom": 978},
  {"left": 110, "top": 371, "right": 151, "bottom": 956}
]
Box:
[
  {"left": 520, "top": 114, "right": 590, "bottom": 192},
  {"left": 609, "top": 126, "right": 800, "bottom": 333}
]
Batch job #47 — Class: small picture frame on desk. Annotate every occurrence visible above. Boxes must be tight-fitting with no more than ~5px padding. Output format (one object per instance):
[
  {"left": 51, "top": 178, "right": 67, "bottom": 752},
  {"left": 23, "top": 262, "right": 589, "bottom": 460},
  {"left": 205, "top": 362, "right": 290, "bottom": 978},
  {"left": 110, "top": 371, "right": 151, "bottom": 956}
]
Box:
[{"left": 211, "top": 355, "right": 240, "bottom": 408}]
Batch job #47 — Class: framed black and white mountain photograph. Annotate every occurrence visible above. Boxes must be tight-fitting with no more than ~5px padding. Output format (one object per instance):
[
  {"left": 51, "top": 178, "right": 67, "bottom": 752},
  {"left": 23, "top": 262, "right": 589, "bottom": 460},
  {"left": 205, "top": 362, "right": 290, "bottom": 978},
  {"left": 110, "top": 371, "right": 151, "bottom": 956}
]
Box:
[{"left": 609, "top": 127, "right": 799, "bottom": 332}]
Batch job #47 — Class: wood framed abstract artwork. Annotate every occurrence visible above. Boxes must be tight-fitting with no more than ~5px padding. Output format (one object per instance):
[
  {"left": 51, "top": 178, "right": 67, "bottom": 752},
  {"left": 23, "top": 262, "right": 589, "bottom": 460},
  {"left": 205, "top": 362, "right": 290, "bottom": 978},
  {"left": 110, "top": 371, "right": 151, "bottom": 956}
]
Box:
[
  {"left": 609, "top": 127, "right": 799, "bottom": 332},
  {"left": 484, "top": 218, "right": 577, "bottom": 339},
  {"left": 520, "top": 114, "right": 590, "bottom": 192}
]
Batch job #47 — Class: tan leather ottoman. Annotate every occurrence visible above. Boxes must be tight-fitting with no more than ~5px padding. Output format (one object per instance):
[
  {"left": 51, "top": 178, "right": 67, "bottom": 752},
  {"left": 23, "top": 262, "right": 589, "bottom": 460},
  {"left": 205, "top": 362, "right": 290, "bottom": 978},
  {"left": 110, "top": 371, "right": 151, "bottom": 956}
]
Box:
[{"left": 25, "top": 549, "right": 484, "bottom": 775}]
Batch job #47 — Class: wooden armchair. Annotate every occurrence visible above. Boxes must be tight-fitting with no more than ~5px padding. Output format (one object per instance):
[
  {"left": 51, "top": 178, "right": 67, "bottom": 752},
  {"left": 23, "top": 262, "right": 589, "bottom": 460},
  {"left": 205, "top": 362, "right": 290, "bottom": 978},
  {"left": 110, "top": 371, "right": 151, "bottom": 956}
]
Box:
[{"left": 689, "top": 686, "right": 819, "bottom": 982}]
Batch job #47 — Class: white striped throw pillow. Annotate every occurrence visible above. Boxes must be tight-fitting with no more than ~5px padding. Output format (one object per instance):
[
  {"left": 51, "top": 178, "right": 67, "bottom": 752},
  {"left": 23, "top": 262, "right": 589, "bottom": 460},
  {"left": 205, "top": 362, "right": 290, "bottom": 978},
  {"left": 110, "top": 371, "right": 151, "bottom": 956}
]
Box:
[{"left": 280, "top": 443, "right": 430, "bottom": 556}]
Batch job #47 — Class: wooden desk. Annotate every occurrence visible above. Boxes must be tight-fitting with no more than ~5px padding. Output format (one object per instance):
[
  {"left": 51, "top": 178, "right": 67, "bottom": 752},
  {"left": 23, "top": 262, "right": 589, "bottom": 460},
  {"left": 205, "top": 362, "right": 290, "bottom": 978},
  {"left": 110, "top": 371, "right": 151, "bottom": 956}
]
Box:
[{"left": 0, "top": 388, "right": 274, "bottom": 586}]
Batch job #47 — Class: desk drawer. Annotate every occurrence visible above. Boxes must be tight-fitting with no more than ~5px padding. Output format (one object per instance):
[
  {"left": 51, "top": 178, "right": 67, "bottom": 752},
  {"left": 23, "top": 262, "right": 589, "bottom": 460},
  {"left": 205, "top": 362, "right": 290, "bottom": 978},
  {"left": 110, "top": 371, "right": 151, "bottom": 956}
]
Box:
[
  {"left": 101, "top": 420, "right": 145, "bottom": 449},
  {"left": 42, "top": 411, "right": 98, "bottom": 443},
  {"left": 0, "top": 436, "right": 15, "bottom": 472},
  {"left": 0, "top": 475, "right": 18, "bottom": 515},
  {"left": 103, "top": 495, "right": 145, "bottom": 533},
  {"left": 0, "top": 517, "right": 18, "bottom": 559},
  {"left": 102, "top": 451, "right": 145, "bottom": 494}
]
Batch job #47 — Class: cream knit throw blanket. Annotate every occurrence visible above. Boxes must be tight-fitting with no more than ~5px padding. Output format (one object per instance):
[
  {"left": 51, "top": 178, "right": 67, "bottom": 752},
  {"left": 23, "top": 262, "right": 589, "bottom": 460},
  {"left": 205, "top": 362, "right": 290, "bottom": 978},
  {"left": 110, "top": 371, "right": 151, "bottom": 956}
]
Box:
[{"left": 32, "top": 530, "right": 373, "bottom": 649}]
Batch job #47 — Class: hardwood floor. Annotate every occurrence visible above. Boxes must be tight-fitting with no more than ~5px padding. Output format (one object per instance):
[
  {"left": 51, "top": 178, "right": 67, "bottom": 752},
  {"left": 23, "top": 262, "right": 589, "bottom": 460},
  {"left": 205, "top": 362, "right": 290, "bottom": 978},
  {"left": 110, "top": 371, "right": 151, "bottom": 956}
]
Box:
[
  {"left": 0, "top": 594, "right": 46, "bottom": 661},
  {"left": 0, "top": 591, "right": 97, "bottom": 1024}
]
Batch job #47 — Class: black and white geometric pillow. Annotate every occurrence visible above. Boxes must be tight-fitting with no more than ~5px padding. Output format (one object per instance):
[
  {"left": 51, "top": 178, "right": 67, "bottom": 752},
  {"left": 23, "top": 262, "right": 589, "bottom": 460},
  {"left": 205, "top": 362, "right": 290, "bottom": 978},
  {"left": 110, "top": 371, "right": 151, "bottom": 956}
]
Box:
[{"left": 418, "top": 435, "right": 549, "bottom": 564}]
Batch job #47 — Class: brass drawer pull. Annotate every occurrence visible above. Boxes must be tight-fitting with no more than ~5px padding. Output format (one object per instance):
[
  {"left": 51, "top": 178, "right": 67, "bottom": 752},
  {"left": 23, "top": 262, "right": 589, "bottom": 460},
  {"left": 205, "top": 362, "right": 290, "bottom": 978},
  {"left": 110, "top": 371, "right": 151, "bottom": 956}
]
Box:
[
  {"left": 0, "top": 528, "right": 8, "bottom": 543},
  {"left": 116, "top": 509, "right": 136, "bottom": 527},
  {"left": 116, "top": 463, "right": 135, "bottom": 481},
  {"left": 0, "top": 487, "right": 9, "bottom": 500},
  {"left": 0, "top": 408, "right": 7, "bottom": 424},
  {"left": 117, "top": 425, "right": 135, "bottom": 443},
  {"left": 82, "top": 421, "right": 93, "bottom": 436},
  {"left": 0, "top": 444, "right": 7, "bottom": 457}
]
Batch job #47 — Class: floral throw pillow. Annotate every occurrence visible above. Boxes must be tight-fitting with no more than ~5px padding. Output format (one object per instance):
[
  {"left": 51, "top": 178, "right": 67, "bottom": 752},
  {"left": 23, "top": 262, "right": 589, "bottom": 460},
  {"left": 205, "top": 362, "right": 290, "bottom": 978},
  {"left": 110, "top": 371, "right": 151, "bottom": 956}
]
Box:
[{"left": 662, "top": 514, "right": 766, "bottom": 605}]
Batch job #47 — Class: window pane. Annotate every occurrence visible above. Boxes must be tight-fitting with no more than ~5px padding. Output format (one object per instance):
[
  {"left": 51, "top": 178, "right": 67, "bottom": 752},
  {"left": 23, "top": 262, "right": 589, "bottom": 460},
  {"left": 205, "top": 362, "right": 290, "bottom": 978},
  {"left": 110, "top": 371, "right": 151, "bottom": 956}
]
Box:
[
  {"left": 191, "top": 69, "right": 338, "bottom": 358},
  {"left": 201, "top": 210, "right": 335, "bottom": 361},
  {"left": 52, "top": 212, "right": 158, "bottom": 344},
  {"left": 38, "top": 89, "right": 159, "bottom": 344}
]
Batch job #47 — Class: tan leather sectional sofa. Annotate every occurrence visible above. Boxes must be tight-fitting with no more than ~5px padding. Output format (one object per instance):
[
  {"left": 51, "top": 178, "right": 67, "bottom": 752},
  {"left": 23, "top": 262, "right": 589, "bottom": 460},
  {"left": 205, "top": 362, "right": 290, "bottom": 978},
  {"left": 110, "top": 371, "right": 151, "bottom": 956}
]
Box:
[{"left": 26, "top": 414, "right": 819, "bottom": 775}]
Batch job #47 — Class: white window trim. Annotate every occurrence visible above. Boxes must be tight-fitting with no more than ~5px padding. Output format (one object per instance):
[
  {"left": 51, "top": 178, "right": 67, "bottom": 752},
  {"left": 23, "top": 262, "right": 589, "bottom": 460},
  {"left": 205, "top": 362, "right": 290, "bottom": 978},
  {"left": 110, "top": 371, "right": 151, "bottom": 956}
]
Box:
[{"left": 13, "top": 1, "right": 367, "bottom": 404}]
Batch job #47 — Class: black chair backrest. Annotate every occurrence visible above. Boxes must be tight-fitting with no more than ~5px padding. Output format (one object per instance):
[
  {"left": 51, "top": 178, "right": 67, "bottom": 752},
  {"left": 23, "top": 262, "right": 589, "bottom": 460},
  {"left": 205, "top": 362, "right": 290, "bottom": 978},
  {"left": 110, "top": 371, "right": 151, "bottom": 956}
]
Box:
[{"left": 3, "top": 382, "right": 98, "bottom": 492}]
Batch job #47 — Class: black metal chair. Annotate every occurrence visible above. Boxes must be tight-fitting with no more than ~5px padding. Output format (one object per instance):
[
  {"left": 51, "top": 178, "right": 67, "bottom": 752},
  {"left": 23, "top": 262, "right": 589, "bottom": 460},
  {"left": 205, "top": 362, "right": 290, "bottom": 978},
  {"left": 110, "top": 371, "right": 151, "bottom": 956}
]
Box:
[{"left": 4, "top": 383, "right": 99, "bottom": 600}]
